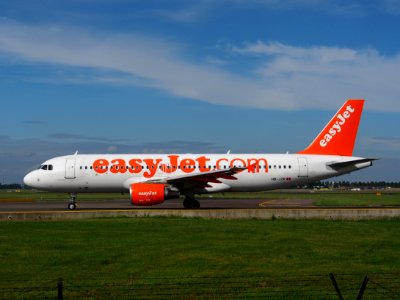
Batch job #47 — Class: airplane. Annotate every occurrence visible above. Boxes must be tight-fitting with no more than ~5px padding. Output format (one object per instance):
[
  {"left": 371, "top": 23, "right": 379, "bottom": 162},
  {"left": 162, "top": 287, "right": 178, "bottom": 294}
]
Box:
[{"left": 23, "top": 99, "right": 376, "bottom": 210}]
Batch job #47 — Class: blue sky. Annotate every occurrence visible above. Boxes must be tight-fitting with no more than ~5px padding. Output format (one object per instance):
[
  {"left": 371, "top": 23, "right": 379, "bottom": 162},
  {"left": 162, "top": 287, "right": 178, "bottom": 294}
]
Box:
[{"left": 0, "top": 0, "right": 399, "bottom": 183}]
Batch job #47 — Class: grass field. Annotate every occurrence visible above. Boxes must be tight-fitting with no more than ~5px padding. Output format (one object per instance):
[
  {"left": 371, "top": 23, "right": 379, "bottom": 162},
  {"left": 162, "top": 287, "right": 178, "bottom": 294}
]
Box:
[
  {"left": 1, "top": 218, "right": 400, "bottom": 298},
  {"left": 1, "top": 189, "right": 400, "bottom": 207}
]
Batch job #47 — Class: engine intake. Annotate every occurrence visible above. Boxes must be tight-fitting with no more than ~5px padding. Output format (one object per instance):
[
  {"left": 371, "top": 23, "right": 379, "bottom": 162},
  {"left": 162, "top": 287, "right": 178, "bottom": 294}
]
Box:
[{"left": 130, "top": 183, "right": 180, "bottom": 206}]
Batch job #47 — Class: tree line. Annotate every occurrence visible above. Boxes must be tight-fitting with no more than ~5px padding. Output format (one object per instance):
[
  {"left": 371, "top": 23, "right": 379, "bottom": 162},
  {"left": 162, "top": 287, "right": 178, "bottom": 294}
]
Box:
[{"left": 313, "top": 181, "right": 400, "bottom": 188}]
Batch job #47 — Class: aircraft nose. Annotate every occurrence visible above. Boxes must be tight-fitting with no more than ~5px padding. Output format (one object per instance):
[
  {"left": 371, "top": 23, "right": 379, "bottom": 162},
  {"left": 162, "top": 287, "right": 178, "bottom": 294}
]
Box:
[{"left": 23, "top": 172, "right": 34, "bottom": 187}]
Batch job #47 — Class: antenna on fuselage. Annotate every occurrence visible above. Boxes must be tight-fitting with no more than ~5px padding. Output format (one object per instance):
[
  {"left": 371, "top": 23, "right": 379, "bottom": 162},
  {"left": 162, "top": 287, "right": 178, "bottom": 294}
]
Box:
[
  {"left": 74, "top": 150, "right": 78, "bottom": 155},
  {"left": 227, "top": 149, "right": 231, "bottom": 154}
]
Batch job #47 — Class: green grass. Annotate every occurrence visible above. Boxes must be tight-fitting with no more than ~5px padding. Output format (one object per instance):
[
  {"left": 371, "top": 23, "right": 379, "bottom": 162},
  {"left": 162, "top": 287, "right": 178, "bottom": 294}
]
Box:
[{"left": 1, "top": 218, "right": 400, "bottom": 298}]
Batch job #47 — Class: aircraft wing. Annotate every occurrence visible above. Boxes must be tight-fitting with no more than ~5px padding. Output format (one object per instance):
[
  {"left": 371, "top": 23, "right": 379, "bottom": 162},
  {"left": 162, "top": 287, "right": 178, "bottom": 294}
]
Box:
[
  {"left": 148, "top": 166, "right": 246, "bottom": 188},
  {"left": 122, "top": 163, "right": 257, "bottom": 191}
]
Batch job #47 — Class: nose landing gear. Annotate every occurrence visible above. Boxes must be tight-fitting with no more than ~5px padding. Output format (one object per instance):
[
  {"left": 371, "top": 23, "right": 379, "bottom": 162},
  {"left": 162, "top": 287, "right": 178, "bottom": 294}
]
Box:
[{"left": 68, "top": 193, "right": 77, "bottom": 210}]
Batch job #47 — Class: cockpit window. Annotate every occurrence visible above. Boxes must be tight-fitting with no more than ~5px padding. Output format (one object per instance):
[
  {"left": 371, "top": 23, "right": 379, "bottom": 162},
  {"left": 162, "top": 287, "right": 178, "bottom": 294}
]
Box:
[{"left": 40, "top": 164, "right": 53, "bottom": 171}]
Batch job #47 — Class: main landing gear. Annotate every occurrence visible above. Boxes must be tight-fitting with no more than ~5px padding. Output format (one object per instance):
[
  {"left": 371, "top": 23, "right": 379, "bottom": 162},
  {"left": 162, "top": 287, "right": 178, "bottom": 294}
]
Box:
[
  {"left": 183, "top": 195, "right": 200, "bottom": 209},
  {"left": 68, "top": 192, "right": 77, "bottom": 210}
]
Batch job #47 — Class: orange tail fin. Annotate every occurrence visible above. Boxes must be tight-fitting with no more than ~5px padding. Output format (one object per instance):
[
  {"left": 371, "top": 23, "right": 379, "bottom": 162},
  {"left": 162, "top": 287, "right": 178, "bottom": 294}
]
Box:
[{"left": 298, "top": 99, "right": 365, "bottom": 156}]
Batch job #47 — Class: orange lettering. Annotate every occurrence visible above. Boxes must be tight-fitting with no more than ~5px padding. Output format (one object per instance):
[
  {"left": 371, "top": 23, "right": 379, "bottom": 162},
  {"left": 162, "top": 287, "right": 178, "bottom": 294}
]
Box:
[
  {"left": 143, "top": 159, "right": 162, "bottom": 178},
  {"left": 160, "top": 155, "right": 179, "bottom": 173},
  {"left": 110, "top": 159, "right": 127, "bottom": 174},
  {"left": 128, "top": 158, "right": 143, "bottom": 174},
  {"left": 180, "top": 158, "right": 195, "bottom": 173},
  {"left": 230, "top": 158, "right": 246, "bottom": 168},
  {"left": 216, "top": 158, "right": 228, "bottom": 170},
  {"left": 247, "top": 158, "right": 268, "bottom": 173},
  {"left": 93, "top": 159, "right": 109, "bottom": 174},
  {"left": 93, "top": 155, "right": 268, "bottom": 177},
  {"left": 196, "top": 156, "right": 211, "bottom": 172}
]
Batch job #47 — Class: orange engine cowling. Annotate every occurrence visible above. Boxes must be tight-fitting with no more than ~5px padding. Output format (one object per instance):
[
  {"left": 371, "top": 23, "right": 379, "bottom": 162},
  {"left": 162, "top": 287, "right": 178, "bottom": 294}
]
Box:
[{"left": 130, "top": 183, "right": 179, "bottom": 206}]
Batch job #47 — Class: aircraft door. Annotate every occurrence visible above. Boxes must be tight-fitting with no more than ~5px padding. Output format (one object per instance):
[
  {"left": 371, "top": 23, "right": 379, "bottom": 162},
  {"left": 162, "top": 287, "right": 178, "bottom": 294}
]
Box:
[
  {"left": 65, "top": 158, "right": 76, "bottom": 179},
  {"left": 298, "top": 157, "right": 308, "bottom": 178}
]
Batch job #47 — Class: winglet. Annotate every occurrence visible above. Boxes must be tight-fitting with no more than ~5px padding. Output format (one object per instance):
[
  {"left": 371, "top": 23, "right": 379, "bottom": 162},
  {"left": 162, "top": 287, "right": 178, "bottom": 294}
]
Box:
[{"left": 298, "top": 99, "right": 365, "bottom": 156}]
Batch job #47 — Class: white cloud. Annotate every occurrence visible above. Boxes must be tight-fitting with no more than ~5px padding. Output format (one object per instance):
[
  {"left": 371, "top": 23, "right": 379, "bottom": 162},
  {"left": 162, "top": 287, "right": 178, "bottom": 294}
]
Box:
[
  {"left": 231, "top": 41, "right": 358, "bottom": 61},
  {"left": 231, "top": 41, "right": 400, "bottom": 111},
  {"left": 0, "top": 20, "right": 400, "bottom": 112}
]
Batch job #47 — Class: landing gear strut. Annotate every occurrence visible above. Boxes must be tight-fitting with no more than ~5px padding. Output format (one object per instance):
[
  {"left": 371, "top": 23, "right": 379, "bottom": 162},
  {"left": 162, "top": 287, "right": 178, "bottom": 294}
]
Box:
[
  {"left": 183, "top": 195, "right": 200, "bottom": 209},
  {"left": 68, "top": 192, "right": 77, "bottom": 210}
]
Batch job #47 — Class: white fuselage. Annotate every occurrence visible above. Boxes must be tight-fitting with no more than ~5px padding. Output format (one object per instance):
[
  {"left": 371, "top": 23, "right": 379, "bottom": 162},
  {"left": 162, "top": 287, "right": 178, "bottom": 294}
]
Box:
[{"left": 23, "top": 153, "right": 371, "bottom": 194}]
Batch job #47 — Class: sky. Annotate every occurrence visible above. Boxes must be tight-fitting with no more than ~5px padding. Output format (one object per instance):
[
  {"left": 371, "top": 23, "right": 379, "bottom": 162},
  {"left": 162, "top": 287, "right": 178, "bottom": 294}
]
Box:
[{"left": 0, "top": 0, "right": 399, "bottom": 183}]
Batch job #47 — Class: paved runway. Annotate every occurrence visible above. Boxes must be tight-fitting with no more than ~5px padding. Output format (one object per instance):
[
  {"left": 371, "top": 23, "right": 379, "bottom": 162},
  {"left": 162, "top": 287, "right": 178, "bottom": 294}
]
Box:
[{"left": 0, "top": 197, "right": 315, "bottom": 212}]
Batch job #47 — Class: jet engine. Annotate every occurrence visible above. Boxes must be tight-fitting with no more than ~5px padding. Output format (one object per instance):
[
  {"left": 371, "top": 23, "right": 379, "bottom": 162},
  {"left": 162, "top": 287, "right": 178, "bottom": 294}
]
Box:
[{"left": 130, "top": 183, "right": 180, "bottom": 206}]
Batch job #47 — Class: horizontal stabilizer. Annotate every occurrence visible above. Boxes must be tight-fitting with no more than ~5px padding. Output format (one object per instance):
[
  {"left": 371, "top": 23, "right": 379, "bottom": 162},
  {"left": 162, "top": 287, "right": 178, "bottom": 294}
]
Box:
[{"left": 328, "top": 158, "right": 378, "bottom": 170}]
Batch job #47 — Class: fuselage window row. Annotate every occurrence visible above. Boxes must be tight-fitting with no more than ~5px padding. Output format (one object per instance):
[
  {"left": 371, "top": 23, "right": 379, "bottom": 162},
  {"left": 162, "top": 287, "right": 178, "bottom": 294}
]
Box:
[{"left": 78, "top": 164, "right": 292, "bottom": 171}]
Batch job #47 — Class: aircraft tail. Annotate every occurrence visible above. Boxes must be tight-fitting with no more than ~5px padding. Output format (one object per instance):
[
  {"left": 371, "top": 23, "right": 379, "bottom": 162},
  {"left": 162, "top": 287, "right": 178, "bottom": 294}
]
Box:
[{"left": 298, "top": 99, "right": 365, "bottom": 156}]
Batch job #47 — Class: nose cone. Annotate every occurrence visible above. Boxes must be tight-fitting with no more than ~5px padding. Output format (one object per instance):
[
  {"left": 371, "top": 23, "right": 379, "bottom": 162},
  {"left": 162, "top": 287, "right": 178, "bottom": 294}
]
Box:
[{"left": 23, "top": 172, "right": 34, "bottom": 187}]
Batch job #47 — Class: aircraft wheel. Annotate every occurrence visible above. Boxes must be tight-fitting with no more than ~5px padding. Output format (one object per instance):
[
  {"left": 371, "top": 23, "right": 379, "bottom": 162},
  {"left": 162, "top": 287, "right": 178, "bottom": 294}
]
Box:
[
  {"left": 183, "top": 197, "right": 200, "bottom": 209},
  {"left": 68, "top": 202, "right": 76, "bottom": 210},
  {"left": 183, "top": 199, "right": 191, "bottom": 209},
  {"left": 192, "top": 199, "right": 200, "bottom": 209}
]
